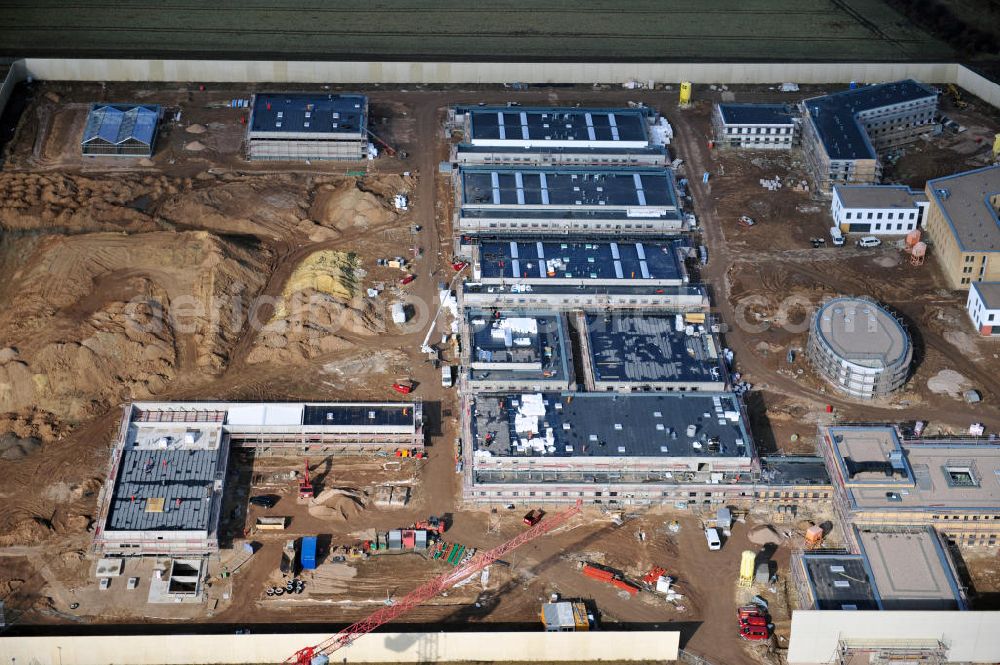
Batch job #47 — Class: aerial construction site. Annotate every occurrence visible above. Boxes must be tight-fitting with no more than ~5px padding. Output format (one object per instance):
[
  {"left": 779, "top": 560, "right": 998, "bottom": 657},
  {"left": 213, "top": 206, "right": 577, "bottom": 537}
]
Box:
[{"left": 2, "top": 27, "right": 1000, "bottom": 665}]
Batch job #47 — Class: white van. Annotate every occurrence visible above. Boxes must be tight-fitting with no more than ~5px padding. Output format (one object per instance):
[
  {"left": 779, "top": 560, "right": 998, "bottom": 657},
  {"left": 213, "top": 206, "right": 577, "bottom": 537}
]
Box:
[
  {"left": 829, "top": 227, "right": 845, "bottom": 246},
  {"left": 705, "top": 527, "right": 722, "bottom": 551},
  {"left": 857, "top": 235, "right": 882, "bottom": 248}
]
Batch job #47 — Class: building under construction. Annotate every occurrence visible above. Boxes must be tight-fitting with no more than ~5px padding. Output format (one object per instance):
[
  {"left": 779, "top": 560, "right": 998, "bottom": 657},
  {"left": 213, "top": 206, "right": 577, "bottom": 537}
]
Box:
[
  {"left": 93, "top": 401, "right": 422, "bottom": 556},
  {"left": 450, "top": 105, "right": 671, "bottom": 166},
  {"left": 799, "top": 79, "right": 938, "bottom": 193},
  {"left": 458, "top": 237, "right": 702, "bottom": 311},
  {"left": 462, "top": 391, "right": 756, "bottom": 503},
  {"left": 793, "top": 526, "right": 967, "bottom": 612},
  {"left": 577, "top": 312, "right": 726, "bottom": 392},
  {"left": 462, "top": 309, "right": 575, "bottom": 392},
  {"left": 245, "top": 93, "right": 368, "bottom": 161},
  {"left": 819, "top": 424, "right": 1000, "bottom": 546},
  {"left": 455, "top": 165, "right": 685, "bottom": 236}
]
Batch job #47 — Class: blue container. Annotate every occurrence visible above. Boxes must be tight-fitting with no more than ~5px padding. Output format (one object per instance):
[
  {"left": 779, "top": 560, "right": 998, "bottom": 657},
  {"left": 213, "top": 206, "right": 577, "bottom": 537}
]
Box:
[{"left": 300, "top": 536, "right": 318, "bottom": 570}]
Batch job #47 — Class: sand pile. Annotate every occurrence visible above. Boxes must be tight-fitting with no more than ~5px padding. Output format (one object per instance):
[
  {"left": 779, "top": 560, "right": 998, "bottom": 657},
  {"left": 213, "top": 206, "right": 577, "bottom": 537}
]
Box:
[
  {"left": 0, "top": 516, "right": 53, "bottom": 547},
  {"left": 747, "top": 524, "right": 781, "bottom": 546},
  {"left": 184, "top": 141, "right": 206, "bottom": 152},
  {"left": 308, "top": 487, "right": 368, "bottom": 522},
  {"left": 0, "top": 172, "right": 188, "bottom": 234},
  {"left": 0, "top": 231, "right": 269, "bottom": 419},
  {"left": 248, "top": 251, "right": 383, "bottom": 365},
  {"left": 185, "top": 123, "right": 207, "bottom": 134},
  {"left": 309, "top": 181, "right": 396, "bottom": 233}
]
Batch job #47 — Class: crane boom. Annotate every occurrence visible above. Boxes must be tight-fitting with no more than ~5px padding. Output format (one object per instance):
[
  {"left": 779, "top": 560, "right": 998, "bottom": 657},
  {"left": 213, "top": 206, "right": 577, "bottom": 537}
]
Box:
[{"left": 287, "top": 501, "right": 583, "bottom": 664}]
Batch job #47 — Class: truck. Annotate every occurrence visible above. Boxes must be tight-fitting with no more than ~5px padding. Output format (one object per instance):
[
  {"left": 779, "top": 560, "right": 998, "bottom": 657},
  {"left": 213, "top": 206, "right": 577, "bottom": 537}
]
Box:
[
  {"left": 829, "top": 226, "right": 845, "bottom": 246},
  {"left": 391, "top": 302, "right": 407, "bottom": 324},
  {"left": 705, "top": 527, "right": 722, "bottom": 551},
  {"left": 300, "top": 536, "right": 318, "bottom": 570},
  {"left": 441, "top": 365, "right": 453, "bottom": 388}
]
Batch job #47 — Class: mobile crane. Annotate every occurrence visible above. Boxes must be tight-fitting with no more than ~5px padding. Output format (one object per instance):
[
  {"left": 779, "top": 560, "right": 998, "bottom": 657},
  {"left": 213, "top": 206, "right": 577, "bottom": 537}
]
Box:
[{"left": 287, "top": 501, "right": 583, "bottom": 665}]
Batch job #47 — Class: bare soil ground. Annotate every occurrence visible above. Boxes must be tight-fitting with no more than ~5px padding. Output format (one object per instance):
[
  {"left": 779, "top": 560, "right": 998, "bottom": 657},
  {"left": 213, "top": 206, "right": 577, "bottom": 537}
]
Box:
[{"left": 0, "top": 81, "right": 998, "bottom": 665}]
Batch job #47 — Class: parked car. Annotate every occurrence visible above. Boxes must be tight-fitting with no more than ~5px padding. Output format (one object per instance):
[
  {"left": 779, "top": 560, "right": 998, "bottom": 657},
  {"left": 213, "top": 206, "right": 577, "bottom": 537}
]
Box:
[
  {"left": 705, "top": 527, "right": 722, "bottom": 550},
  {"left": 857, "top": 235, "right": 882, "bottom": 248},
  {"left": 249, "top": 495, "right": 279, "bottom": 509},
  {"left": 829, "top": 227, "right": 845, "bottom": 246}
]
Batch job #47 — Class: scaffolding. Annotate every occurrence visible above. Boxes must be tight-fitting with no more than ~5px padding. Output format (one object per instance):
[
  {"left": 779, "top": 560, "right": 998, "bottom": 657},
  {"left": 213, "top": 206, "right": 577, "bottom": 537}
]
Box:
[{"left": 835, "top": 639, "right": 948, "bottom": 665}]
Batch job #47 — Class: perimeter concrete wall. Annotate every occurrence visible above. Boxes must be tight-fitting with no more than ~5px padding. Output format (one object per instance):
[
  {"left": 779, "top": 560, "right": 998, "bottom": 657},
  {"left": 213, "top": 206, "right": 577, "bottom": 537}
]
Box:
[
  {"left": 787, "top": 611, "right": 1000, "bottom": 664},
  {"left": 18, "top": 59, "right": 960, "bottom": 86},
  {"left": 0, "top": 630, "right": 680, "bottom": 665}
]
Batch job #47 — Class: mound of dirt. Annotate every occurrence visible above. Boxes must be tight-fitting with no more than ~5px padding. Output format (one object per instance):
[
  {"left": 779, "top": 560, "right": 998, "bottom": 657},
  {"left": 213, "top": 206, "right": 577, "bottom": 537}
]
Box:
[
  {"left": 0, "top": 172, "right": 188, "bottom": 234},
  {"left": 184, "top": 140, "right": 206, "bottom": 152},
  {"left": 0, "top": 516, "right": 53, "bottom": 547},
  {"left": 308, "top": 487, "right": 368, "bottom": 522},
  {"left": 747, "top": 524, "right": 781, "bottom": 546},
  {"left": 309, "top": 182, "right": 396, "bottom": 233},
  {"left": 185, "top": 124, "right": 207, "bottom": 134},
  {"left": 248, "top": 252, "right": 384, "bottom": 365},
  {"left": 0, "top": 231, "right": 269, "bottom": 419},
  {"left": 0, "top": 433, "right": 42, "bottom": 460}
]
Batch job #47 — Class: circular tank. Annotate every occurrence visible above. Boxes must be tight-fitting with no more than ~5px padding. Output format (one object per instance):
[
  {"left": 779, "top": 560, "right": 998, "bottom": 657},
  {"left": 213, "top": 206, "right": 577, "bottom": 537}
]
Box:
[{"left": 806, "top": 297, "right": 912, "bottom": 400}]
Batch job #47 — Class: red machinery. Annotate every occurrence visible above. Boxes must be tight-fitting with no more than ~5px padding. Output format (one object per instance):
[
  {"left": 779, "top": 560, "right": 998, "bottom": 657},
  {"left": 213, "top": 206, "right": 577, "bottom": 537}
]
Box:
[
  {"left": 288, "top": 501, "right": 583, "bottom": 664},
  {"left": 451, "top": 261, "right": 468, "bottom": 272},
  {"left": 391, "top": 382, "right": 413, "bottom": 395},
  {"left": 641, "top": 566, "right": 668, "bottom": 585},
  {"left": 298, "top": 462, "right": 314, "bottom": 501},
  {"left": 413, "top": 516, "right": 446, "bottom": 534},
  {"left": 581, "top": 563, "right": 639, "bottom": 596},
  {"left": 399, "top": 274, "right": 416, "bottom": 285},
  {"left": 738, "top": 605, "right": 771, "bottom": 641}
]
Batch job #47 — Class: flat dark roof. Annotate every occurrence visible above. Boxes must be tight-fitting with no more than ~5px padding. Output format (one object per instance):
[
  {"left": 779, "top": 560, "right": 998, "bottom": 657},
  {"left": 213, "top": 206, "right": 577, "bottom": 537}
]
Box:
[
  {"left": 106, "top": 448, "right": 219, "bottom": 532},
  {"left": 460, "top": 166, "right": 678, "bottom": 209},
  {"left": 802, "top": 555, "right": 881, "bottom": 611},
  {"left": 251, "top": 93, "right": 367, "bottom": 135},
  {"left": 467, "top": 310, "right": 570, "bottom": 383},
  {"left": 303, "top": 404, "right": 413, "bottom": 427},
  {"left": 463, "top": 106, "right": 651, "bottom": 143},
  {"left": 760, "top": 456, "right": 832, "bottom": 486},
  {"left": 462, "top": 283, "right": 705, "bottom": 298},
  {"left": 478, "top": 239, "right": 682, "bottom": 282},
  {"left": 718, "top": 103, "right": 796, "bottom": 126},
  {"left": 456, "top": 144, "right": 668, "bottom": 157},
  {"left": 803, "top": 79, "right": 937, "bottom": 161},
  {"left": 584, "top": 314, "right": 722, "bottom": 384},
  {"left": 471, "top": 392, "right": 752, "bottom": 459}
]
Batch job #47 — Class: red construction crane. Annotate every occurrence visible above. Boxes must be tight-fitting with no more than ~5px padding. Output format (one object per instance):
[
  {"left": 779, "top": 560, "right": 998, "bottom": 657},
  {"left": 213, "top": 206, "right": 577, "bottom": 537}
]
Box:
[{"left": 287, "top": 500, "right": 583, "bottom": 665}]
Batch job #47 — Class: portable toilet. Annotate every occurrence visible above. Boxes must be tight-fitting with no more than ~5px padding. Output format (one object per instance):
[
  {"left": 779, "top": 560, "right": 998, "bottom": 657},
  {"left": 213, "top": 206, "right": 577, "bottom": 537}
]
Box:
[{"left": 300, "top": 536, "right": 318, "bottom": 570}]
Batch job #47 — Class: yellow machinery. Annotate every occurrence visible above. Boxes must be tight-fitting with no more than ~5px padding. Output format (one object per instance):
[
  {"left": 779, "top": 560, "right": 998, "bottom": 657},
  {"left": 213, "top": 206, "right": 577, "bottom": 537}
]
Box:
[
  {"left": 679, "top": 81, "right": 692, "bottom": 106},
  {"left": 993, "top": 133, "right": 1000, "bottom": 161},
  {"left": 947, "top": 84, "right": 968, "bottom": 109},
  {"left": 541, "top": 601, "right": 590, "bottom": 631},
  {"left": 738, "top": 550, "right": 756, "bottom": 587}
]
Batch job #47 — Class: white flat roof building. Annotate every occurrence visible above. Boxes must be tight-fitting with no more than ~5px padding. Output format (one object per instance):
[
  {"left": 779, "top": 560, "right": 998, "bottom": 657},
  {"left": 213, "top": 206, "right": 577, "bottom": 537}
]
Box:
[
  {"left": 966, "top": 281, "right": 1000, "bottom": 336},
  {"left": 832, "top": 185, "right": 928, "bottom": 235}
]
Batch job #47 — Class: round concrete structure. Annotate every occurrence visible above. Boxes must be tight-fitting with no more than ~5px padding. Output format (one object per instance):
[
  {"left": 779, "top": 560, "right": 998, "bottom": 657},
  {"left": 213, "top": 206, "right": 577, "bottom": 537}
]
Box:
[{"left": 807, "top": 297, "right": 911, "bottom": 400}]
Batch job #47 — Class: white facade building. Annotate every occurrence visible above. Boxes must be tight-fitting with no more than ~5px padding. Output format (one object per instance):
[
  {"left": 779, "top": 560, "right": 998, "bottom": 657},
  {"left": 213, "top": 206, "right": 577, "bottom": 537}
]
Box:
[
  {"left": 831, "top": 185, "right": 928, "bottom": 235},
  {"left": 966, "top": 282, "right": 1000, "bottom": 336},
  {"left": 712, "top": 103, "right": 798, "bottom": 150}
]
